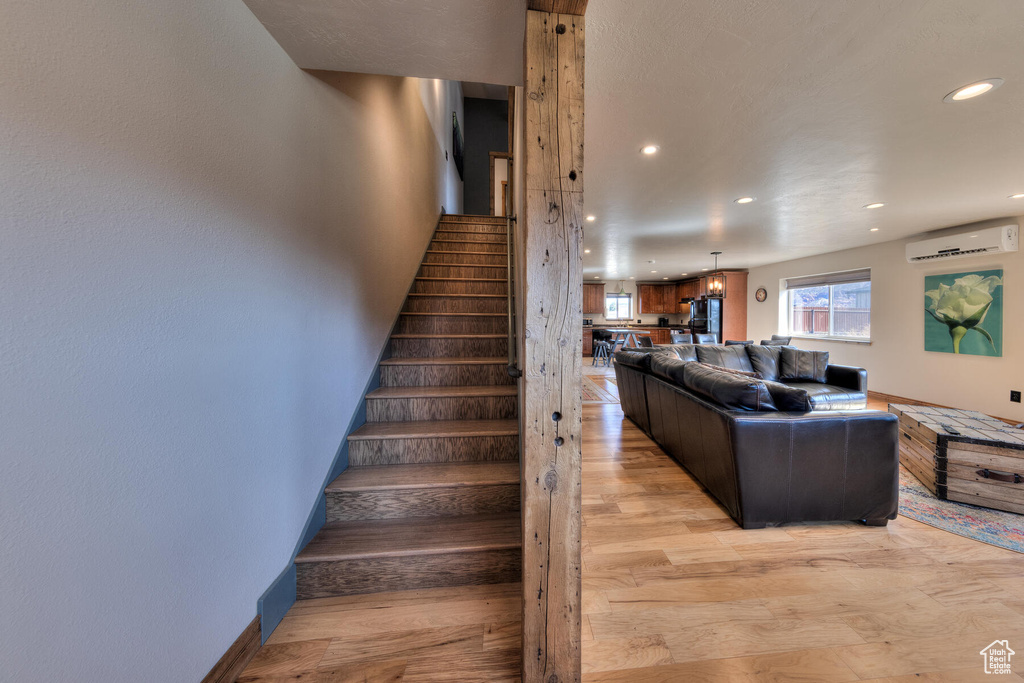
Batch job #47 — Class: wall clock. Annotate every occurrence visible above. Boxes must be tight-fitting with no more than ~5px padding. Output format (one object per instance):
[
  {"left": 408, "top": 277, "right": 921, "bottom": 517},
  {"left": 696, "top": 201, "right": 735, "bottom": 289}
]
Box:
[{"left": 755, "top": 287, "right": 768, "bottom": 302}]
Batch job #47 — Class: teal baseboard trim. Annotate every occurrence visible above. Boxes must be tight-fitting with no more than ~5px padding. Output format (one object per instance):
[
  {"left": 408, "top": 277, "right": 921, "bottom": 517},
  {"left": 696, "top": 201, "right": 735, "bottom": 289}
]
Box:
[
  {"left": 257, "top": 563, "right": 295, "bottom": 645},
  {"left": 256, "top": 213, "right": 443, "bottom": 642}
]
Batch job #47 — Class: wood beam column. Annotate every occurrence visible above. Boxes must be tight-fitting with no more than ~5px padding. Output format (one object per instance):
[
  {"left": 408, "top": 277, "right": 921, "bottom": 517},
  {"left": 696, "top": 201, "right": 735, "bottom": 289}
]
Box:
[{"left": 521, "top": 7, "right": 584, "bottom": 682}]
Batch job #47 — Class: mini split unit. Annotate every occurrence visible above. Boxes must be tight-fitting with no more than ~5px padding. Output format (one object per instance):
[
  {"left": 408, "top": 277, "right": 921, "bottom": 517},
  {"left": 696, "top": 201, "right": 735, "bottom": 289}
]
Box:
[{"left": 906, "top": 224, "right": 1019, "bottom": 263}]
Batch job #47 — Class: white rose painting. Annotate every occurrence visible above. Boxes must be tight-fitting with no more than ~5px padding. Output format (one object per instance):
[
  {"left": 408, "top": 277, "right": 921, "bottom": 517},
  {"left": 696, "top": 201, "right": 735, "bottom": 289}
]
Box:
[{"left": 924, "top": 269, "right": 1003, "bottom": 356}]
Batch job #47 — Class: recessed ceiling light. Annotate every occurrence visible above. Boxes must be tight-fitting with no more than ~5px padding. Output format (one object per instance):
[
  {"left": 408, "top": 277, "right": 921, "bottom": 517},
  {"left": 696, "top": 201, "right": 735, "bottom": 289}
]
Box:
[
  {"left": 943, "top": 78, "right": 1004, "bottom": 103},
  {"left": 586, "top": 215, "right": 596, "bottom": 221},
  {"left": 662, "top": 277, "right": 669, "bottom": 280},
  {"left": 1010, "top": 193, "right": 1024, "bottom": 199},
  {"left": 651, "top": 270, "right": 658, "bottom": 273},
  {"left": 629, "top": 276, "right": 635, "bottom": 279},
  {"left": 584, "top": 249, "right": 591, "bottom": 253},
  {"left": 734, "top": 197, "right": 755, "bottom": 204},
  {"left": 640, "top": 144, "right": 660, "bottom": 155},
  {"left": 863, "top": 203, "right": 885, "bottom": 209},
  {"left": 701, "top": 268, "right": 709, "bottom": 271},
  {"left": 870, "top": 228, "right": 879, "bottom": 232},
  {"left": 593, "top": 276, "right": 600, "bottom": 279},
  {"left": 681, "top": 273, "right": 688, "bottom": 276}
]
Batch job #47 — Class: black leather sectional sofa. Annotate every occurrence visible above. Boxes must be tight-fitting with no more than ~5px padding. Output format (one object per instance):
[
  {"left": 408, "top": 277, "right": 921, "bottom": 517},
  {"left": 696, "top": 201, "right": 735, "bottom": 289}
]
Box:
[{"left": 614, "top": 344, "right": 899, "bottom": 529}]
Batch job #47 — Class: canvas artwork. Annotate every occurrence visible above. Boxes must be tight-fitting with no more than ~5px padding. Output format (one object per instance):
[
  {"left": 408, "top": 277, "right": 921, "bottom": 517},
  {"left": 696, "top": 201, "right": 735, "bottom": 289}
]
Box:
[{"left": 924, "top": 269, "right": 1003, "bottom": 356}]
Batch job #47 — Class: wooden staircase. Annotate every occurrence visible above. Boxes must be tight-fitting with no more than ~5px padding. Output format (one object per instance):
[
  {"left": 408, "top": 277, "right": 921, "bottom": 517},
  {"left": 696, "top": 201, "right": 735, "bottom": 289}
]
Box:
[{"left": 295, "top": 215, "right": 521, "bottom": 600}]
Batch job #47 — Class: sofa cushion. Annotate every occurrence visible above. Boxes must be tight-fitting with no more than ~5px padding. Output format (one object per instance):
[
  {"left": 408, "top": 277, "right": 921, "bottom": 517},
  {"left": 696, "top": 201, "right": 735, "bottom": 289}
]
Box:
[
  {"left": 695, "top": 345, "right": 755, "bottom": 372},
  {"left": 780, "top": 347, "right": 829, "bottom": 383},
  {"left": 745, "top": 345, "right": 782, "bottom": 381},
  {"left": 650, "top": 353, "right": 689, "bottom": 385},
  {"left": 660, "top": 344, "right": 699, "bottom": 362},
  {"left": 682, "top": 363, "right": 777, "bottom": 412},
  {"left": 706, "top": 364, "right": 762, "bottom": 380},
  {"left": 614, "top": 349, "right": 656, "bottom": 372},
  {"left": 783, "top": 382, "right": 868, "bottom": 410},
  {"left": 762, "top": 380, "right": 813, "bottom": 412}
]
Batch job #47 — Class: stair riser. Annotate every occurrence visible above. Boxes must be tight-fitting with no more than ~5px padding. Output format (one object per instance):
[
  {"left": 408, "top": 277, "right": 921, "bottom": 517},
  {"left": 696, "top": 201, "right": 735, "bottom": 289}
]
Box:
[
  {"left": 403, "top": 297, "right": 507, "bottom": 314},
  {"left": 395, "top": 316, "right": 508, "bottom": 335},
  {"left": 441, "top": 215, "right": 507, "bottom": 224},
  {"left": 389, "top": 337, "right": 508, "bottom": 357},
  {"left": 430, "top": 240, "right": 506, "bottom": 253},
  {"left": 437, "top": 222, "right": 507, "bottom": 234},
  {"left": 326, "top": 484, "right": 520, "bottom": 521},
  {"left": 433, "top": 231, "right": 506, "bottom": 243},
  {"left": 424, "top": 252, "right": 506, "bottom": 265},
  {"left": 411, "top": 279, "right": 508, "bottom": 295},
  {"left": 366, "top": 395, "right": 518, "bottom": 421},
  {"left": 296, "top": 549, "right": 521, "bottom": 599},
  {"left": 348, "top": 435, "right": 519, "bottom": 466},
  {"left": 380, "top": 364, "right": 513, "bottom": 387},
  {"left": 418, "top": 265, "right": 508, "bottom": 279}
]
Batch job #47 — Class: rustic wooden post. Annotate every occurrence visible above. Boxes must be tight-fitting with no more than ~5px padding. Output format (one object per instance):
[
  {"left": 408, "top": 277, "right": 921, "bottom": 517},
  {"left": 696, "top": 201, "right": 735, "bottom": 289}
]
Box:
[{"left": 521, "top": 2, "right": 585, "bottom": 681}]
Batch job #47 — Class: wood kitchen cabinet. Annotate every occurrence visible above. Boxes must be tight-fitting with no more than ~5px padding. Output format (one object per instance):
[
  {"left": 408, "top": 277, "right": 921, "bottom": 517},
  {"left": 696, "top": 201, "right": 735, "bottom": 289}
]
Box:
[
  {"left": 637, "top": 284, "right": 676, "bottom": 314},
  {"left": 582, "top": 329, "right": 593, "bottom": 356},
  {"left": 583, "top": 283, "right": 605, "bottom": 315},
  {"left": 676, "top": 277, "right": 708, "bottom": 312}
]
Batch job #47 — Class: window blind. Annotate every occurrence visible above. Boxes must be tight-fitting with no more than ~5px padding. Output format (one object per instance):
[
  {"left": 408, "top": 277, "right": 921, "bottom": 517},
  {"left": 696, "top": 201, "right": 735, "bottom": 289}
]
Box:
[{"left": 783, "top": 268, "right": 871, "bottom": 290}]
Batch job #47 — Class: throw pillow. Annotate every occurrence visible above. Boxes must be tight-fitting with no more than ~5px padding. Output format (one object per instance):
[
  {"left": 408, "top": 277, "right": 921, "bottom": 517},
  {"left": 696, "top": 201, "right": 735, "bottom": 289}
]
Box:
[
  {"left": 682, "top": 363, "right": 777, "bottom": 412},
  {"left": 745, "top": 345, "right": 783, "bottom": 381},
  {"left": 780, "top": 347, "right": 829, "bottom": 383},
  {"left": 762, "top": 380, "right": 813, "bottom": 412}
]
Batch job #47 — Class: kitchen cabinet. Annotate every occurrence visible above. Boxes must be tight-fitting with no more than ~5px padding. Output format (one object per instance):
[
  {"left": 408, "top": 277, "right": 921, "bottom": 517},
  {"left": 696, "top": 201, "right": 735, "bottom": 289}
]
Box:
[
  {"left": 582, "top": 329, "right": 593, "bottom": 356},
  {"left": 720, "top": 271, "right": 748, "bottom": 342},
  {"left": 637, "top": 284, "right": 676, "bottom": 314},
  {"left": 676, "top": 277, "right": 709, "bottom": 312},
  {"left": 583, "top": 283, "right": 605, "bottom": 315},
  {"left": 648, "top": 328, "right": 671, "bottom": 345}
]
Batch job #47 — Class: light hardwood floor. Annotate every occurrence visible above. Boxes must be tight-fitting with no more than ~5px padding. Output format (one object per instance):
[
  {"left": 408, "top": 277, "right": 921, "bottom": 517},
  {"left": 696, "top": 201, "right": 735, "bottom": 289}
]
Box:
[{"left": 240, "top": 363, "right": 1024, "bottom": 681}]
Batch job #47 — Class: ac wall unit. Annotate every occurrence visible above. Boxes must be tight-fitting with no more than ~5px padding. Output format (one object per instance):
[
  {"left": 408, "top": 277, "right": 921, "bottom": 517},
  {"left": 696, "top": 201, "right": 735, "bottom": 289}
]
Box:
[{"left": 905, "top": 224, "right": 1018, "bottom": 263}]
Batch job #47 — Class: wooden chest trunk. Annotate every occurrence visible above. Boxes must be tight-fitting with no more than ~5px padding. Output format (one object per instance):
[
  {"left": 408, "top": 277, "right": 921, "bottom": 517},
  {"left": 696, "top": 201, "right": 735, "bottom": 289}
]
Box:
[{"left": 890, "top": 404, "right": 1024, "bottom": 514}]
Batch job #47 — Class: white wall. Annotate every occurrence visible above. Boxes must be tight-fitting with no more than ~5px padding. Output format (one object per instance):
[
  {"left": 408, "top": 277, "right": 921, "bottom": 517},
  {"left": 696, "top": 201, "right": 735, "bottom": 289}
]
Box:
[
  {"left": 0, "top": 2, "right": 461, "bottom": 681},
  {"left": 747, "top": 218, "right": 1023, "bottom": 421},
  {"left": 419, "top": 78, "right": 465, "bottom": 213}
]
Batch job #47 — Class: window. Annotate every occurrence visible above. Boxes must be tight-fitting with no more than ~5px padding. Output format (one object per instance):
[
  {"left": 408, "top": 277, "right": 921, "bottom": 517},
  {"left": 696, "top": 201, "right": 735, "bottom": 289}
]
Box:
[
  {"left": 785, "top": 269, "right": 871, "bottom": 340},
  {"left": 605, "top": 293, "right": 632, "bottom": 321}
]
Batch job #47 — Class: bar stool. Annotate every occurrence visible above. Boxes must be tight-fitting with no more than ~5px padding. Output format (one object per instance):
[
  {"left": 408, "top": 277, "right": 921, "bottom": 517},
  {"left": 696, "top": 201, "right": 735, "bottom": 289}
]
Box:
[{"left": 592, "top": 340, "right": 612, "bottom": 367}]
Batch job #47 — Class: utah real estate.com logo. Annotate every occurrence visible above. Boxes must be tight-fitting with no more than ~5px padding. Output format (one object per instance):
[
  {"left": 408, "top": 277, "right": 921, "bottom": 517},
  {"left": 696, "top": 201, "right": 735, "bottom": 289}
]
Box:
[{"left": 981, "top": 640, "right": 1015, "bottom": 675}]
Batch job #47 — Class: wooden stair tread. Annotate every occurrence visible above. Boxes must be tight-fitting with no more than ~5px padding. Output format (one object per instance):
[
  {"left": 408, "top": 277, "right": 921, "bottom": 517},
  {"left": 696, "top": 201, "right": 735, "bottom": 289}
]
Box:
[
  {"left": 296, "top": 512, "right": 521, "bottom": 562},
  {"left": 390, "top": 333, "right": 505, "bottom": 339},
  {"left": 406, "top": 293, "right": 506, "bottom": 299},
  {"left": 349, "top": 419, "right": 518, "bottom": 440},
  {"left": 366, "top": 385, "right": 517, "bottom": 399},
  {"left": 400, "top": 312, "right": 506, "bottom": 317},
  {"left": 425, "top": 250, "right": 506, "bottom": 256},
  {"left": 430, "top": 239, "right": 505, "bottom": 244},
  {"left": 326, "top": 462, "right": 519, "bottom": 492},
  {"left": 379, "top": 357, "right": 506, "bottom": 366},
  {"left": 414, "top": 277, "right": 506, "bottom": 282}
]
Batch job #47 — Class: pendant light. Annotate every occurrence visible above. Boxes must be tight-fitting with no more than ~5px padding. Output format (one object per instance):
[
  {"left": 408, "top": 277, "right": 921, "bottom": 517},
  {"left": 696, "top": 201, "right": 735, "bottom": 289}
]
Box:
[
  {"left": 707, "top": 251, "right": 726, "bottom": 298},
  {"left": 617, "top": 280, "right": 627, "bottom": 296}
]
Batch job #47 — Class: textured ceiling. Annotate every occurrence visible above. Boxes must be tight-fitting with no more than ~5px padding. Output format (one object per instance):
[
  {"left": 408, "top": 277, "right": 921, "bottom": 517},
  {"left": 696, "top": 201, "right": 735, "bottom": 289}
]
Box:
[
  {"left": 584, "top": 0, "right": 1024, "bottom": 280},
  {"left": 242, "top": 0, "right": 527, "bottom": 84}
]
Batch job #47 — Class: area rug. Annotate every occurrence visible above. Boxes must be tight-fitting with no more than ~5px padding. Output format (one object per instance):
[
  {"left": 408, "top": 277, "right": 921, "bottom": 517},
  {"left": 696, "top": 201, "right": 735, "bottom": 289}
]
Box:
[
  {"left": 582, "top": 375, "right": 618, "bottom": 404},
  {"left": 898, "top": 466, "right": 1024, "bottom": 554}
]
